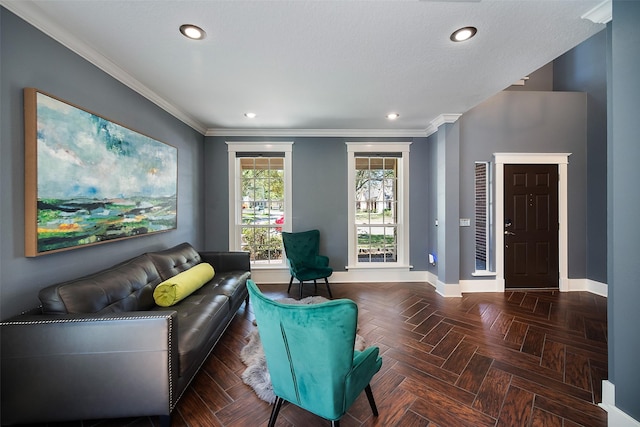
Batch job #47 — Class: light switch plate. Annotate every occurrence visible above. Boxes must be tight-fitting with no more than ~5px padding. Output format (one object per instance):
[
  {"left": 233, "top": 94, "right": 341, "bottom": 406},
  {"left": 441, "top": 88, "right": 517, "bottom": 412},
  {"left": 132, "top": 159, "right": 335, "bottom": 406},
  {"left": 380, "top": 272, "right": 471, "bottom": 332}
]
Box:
[{"left": 459, "top": 218, "right": 471, "bottom": 227}]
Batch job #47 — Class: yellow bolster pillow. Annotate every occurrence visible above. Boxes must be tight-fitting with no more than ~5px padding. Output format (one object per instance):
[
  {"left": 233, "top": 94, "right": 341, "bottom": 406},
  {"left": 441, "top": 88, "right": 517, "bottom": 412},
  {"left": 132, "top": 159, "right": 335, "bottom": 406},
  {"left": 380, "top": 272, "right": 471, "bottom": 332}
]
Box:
[{"left": 153, "top": 263, "right": 215, "bottom": 307}]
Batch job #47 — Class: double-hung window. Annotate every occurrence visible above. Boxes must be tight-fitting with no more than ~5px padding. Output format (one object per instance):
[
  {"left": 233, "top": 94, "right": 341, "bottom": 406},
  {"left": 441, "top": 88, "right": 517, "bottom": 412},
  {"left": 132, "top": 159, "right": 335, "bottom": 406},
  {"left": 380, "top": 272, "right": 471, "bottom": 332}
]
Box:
[
  {"left": 346, "top": 142, "right": 411, "bottom": 268},
  {"left": 227, "top": 142, "right": 293, "bottom": 266}
]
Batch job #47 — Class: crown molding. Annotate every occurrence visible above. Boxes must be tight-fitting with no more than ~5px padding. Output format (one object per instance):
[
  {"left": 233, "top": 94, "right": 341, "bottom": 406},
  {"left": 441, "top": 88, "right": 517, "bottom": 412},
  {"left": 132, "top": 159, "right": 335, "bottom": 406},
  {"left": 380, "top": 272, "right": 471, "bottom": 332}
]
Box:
[
  {"left": 1, "top": 0, "right": 208, "bottom": 134},
  {"left": 431, "top": 113, "right": 463, "bottom": 128},
  {"left": 206, "top": 115, "right": 463, "bottom": 138},
  {"left": 581, "top": 0, "right": 612, "bottom": 24},
  {"left": 425, "top": 113, "right": 462, "bottom": 137},
  {"left": 205, "top": 128, "right": 429, "bottom": 138}
]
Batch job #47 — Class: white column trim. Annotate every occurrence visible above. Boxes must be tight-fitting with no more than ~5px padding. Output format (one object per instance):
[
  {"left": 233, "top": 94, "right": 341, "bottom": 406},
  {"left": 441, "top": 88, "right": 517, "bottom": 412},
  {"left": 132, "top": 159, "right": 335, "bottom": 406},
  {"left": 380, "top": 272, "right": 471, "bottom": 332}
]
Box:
[{"left": 493, "top": 153, "right": 571, "bottom": 292}]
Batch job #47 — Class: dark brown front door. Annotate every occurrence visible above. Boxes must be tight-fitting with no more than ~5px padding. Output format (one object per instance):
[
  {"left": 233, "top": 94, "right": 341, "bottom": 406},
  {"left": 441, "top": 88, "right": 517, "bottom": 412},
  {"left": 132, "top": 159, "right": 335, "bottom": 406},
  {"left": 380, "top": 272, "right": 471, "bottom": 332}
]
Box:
[{"left": 504, "top": 164, "right": 559, "bottom": 289}]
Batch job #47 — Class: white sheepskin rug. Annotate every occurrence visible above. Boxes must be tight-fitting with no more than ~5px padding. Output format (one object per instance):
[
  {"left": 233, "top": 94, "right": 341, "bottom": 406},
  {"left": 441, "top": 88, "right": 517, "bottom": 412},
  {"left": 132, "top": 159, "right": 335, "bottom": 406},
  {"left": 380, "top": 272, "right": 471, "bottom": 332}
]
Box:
[{"left": 240, "top": 296, "right": 366, "bottom": 404}]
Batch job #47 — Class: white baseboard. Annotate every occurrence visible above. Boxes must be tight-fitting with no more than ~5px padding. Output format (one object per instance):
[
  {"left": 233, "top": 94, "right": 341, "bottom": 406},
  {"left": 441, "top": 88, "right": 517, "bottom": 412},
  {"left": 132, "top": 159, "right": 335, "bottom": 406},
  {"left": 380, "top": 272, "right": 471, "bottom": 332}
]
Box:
[
  {"left": 251, "top": 269, "right": 608, "bottom": 298},
  {"left": 459, "top": 277, "right": 608, "bottom": 297},
  {"left": 250, "top": 268, "right": 432, "bottom": 285},
  {"left": 434, "top": 279, "right": 462, "bottom": 297},
  {"left": 567, "top": 278, "right": 608, "bottom": 297},
  {"left": 600, "top": 380, "right": 640, "bottom": 427},
  {"left": 460, "top": 278, "right": 502, "bottom": 293},
  {"left": 250, "top": 268, "right": 290, "bottom": 284}
]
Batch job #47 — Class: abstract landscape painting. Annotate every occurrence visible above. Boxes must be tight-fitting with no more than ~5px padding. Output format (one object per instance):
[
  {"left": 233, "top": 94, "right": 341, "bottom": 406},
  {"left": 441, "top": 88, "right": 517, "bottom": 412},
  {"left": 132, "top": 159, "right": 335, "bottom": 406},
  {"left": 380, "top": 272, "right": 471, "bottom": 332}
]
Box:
[{"left": 24, "top": 88, "right": 177, "bottom": 256}]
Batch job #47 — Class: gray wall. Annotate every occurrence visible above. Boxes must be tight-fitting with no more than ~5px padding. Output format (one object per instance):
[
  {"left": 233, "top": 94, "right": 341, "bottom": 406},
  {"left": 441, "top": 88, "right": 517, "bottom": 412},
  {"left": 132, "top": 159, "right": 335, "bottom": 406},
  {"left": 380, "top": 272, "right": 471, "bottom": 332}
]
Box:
[
  {"left": 505, "top": 62, "right": 554, "bottom": 92},
  {"left": 205, "top": 89, "right": 590, "bottom": 286},
  {"left": 458, "top": 91, "right": 588, "bottom": 280},
  {"left": 290, "top": 138, "right": 349, "bottom": 266},
  {"left": 0, "top": 9, "right": 205, "bottom": 318},
  {"left": 554, "top": 30, "right": 608, "bottom": 284},
  {"left": 203, "top": 136, "right": 426, "bottom": 271},
  {"left": 609, "top": 0, "right": 640, "bottom": 419}
]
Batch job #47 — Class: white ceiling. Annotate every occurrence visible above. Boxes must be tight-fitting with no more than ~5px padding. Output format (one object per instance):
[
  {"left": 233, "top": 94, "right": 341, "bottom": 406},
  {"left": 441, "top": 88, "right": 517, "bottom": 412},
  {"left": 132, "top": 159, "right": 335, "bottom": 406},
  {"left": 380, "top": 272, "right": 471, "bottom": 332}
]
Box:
[{"left": 3, "top": 0, "right": 608, "bottom": 136}]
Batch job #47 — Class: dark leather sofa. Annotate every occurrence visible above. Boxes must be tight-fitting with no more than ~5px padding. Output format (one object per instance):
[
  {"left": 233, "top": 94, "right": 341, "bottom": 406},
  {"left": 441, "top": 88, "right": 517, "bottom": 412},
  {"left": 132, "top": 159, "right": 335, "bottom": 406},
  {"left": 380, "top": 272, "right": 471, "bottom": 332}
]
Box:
[{"left": 0, "top": 242, "right": 250, "bottom": 426}]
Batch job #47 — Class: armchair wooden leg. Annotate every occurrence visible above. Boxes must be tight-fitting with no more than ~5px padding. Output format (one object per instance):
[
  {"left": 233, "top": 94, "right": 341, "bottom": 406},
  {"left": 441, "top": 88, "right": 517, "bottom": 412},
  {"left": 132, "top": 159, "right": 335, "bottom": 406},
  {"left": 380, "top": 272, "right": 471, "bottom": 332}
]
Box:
[
  {"left": 364, "top": 384, "right": 378, "bottom": 416},
  {"left": 314, "top": 279, "right": 318, "bottom": 293},
  {"left": 268, "top": 397, "right": 284, "bottom": 427},
  {"left": 299, "top": 280, "right": 304, "bottom": 299},
  {"left": 324, "top": 277, "right": 333, "bottom": 299},
  {"left": 331, "top": 420, "right": 341, "bottom": 427},
  {"left": 287, "top": 276, "right": 294, "bottom": 293}
]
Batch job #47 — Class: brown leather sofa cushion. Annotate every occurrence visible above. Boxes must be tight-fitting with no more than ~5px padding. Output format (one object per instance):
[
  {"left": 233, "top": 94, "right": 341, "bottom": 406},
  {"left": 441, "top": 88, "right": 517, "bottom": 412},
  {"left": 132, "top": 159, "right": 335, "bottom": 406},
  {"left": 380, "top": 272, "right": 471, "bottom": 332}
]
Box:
[
  {"left": 148, "top": 242, "right": 202, "bottom": 281},
  {"left": 38, "top": 254, "right": 162, "bottom": 314},
  {"left": 153, "top": 286, "right": 231, "bottom": 374}
]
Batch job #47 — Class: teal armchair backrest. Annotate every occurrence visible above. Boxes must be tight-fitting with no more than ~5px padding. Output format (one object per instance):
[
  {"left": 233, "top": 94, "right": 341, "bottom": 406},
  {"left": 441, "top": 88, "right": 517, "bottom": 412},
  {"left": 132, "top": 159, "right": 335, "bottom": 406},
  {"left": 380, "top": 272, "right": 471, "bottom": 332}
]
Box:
[
  {"left": 282, "top": 229, "right": 322, "bottom": 270},
  {"left": 281, "top": 230, "right": 333, "bottom": 298},
  {"left": 247, "top": 280, "right": 381, "bottom": 422}
]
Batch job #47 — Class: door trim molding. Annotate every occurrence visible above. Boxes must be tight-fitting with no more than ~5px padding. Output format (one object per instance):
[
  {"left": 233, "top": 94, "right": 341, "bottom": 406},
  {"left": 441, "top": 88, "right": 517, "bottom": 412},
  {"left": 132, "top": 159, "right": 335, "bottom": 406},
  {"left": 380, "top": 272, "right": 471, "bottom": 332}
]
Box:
[{"left": 494, "top": 153, "right": 571, "bottom": 292}]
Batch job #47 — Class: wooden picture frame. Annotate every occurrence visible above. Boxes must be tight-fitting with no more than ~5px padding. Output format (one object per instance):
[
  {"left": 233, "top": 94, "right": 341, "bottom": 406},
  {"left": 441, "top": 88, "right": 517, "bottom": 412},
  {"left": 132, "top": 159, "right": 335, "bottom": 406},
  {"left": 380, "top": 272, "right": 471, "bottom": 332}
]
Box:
[{"left": 24, "top": 88, "right": 178, "bottom": 257}]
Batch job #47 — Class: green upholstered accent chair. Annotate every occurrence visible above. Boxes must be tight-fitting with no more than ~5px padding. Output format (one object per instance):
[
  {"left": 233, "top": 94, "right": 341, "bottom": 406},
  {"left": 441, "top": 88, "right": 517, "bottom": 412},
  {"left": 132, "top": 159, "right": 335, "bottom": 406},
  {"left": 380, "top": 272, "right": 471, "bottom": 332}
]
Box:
[
  {"left": 246, "top": 280, "right": 382, "bottom": 427},
  {"left": 282, "top": 229, "right": 333, "bottom": 298}
]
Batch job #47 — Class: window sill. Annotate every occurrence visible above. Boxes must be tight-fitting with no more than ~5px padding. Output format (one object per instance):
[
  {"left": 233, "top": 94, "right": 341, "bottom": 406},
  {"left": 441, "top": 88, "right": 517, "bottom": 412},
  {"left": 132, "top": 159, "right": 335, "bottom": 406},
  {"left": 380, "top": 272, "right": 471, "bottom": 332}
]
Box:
[
  {"left": 471, "top": 270, "right": 497, "bottom": 277},
  {"left": 346, "top": 264, "right": 413, "bottom": 271},
  {"left": 250, "top": 264, "right": 288, "bottom": 270}
]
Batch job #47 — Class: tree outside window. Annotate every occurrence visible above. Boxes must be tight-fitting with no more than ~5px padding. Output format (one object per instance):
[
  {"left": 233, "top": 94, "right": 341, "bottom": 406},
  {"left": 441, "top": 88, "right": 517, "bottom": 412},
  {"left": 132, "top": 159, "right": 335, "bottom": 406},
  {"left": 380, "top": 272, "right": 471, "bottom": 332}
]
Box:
[
  {"left": 227, "top": 141, "right": 292, "bottom": 267},
  {"left": 355, "top": 156, "right": 398, "bottom": 263},
  {"left": 240, "top": 157, "right": 285, "bottom": 264}
]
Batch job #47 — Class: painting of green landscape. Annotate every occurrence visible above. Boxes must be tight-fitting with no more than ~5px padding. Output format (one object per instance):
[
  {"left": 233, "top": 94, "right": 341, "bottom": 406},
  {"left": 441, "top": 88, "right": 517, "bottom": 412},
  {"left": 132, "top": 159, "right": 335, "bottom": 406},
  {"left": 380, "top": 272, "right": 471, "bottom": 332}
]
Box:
[{"left": 25, "top": 89, "right": 177, "bottom": 255}]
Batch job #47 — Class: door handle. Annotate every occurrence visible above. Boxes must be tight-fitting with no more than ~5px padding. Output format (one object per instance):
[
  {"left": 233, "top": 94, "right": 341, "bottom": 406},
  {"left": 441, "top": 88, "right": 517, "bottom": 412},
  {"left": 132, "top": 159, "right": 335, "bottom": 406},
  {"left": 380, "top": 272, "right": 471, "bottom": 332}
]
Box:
[{"left": 504, "top": 231, "right": 516, "bottom": 236}]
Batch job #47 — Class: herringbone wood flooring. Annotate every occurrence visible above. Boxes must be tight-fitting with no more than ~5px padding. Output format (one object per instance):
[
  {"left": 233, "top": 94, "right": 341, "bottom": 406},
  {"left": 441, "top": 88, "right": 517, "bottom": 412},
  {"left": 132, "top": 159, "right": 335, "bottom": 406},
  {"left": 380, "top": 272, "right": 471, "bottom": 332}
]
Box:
[{"left": 26, "top": 282, "right": 609, "bottom": 427}]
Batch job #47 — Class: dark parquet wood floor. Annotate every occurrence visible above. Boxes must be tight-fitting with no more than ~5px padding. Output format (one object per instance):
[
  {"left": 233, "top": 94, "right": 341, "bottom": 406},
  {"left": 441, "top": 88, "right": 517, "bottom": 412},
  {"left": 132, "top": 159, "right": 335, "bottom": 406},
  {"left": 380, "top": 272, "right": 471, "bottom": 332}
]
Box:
[{"left": 25, "top": 282, "right": 608, "bottom": 427}]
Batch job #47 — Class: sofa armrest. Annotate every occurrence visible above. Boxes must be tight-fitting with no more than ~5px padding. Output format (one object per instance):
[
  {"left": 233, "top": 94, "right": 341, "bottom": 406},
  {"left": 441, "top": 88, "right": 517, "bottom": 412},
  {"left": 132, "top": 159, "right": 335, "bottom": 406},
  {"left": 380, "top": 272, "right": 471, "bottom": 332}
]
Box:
[
  {"left": 1, "top": 311, "right": 178, "bottom": 425},
  {"left": 200, "top": 251, "right": 250, "bottom": 273}
]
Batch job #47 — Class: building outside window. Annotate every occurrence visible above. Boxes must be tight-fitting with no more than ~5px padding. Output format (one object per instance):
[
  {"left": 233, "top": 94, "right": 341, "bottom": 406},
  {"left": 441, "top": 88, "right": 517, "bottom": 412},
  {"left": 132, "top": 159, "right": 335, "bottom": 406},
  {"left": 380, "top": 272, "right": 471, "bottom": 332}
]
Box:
[
  {"left": 227, "top": 142, "right": 292, "bottom": 266},
  {"left": 355, "top": 155, "right": 399, "bottom": 262}
]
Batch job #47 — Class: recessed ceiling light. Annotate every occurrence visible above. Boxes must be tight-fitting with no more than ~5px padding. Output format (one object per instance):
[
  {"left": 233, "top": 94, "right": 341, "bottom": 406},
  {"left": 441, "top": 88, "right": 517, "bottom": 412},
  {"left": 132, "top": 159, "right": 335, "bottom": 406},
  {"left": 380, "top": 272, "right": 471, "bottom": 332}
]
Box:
[
  {"left": 450, "top": 26, "right": 477, "bottom": 42},
  {"left": 179, "top": 24, "right": 206, "bottom": 40},
  {"left": 386, "top": 113, "right": 400, "bottom": 120},
  {"left": 244, "top": 112, "right": 257, "bottom": 119}
]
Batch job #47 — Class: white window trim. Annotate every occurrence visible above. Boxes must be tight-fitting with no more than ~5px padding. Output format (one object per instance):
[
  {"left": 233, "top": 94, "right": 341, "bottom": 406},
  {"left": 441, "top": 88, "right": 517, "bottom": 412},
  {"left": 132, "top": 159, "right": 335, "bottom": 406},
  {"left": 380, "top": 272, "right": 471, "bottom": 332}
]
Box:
[
  {"left": 346, "top": 141, "right": 412, "bottom": 270},
  {"left": 473, "top": 161, "right": 495, "bottom": 276},
  {"left": 227, "top": 141, "right": 293, "bottom": 268}
]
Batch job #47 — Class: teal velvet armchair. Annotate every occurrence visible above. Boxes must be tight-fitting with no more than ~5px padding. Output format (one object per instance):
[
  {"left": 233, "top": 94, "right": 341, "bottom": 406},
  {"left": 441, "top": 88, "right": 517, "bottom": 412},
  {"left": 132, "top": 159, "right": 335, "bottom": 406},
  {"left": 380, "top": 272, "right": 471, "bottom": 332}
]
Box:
[
  {"left": 246, "top": 280, "right": 382, "bottom": 427},
  {"left": 282, "top": 229, "right": 333, "bottom": 298}
]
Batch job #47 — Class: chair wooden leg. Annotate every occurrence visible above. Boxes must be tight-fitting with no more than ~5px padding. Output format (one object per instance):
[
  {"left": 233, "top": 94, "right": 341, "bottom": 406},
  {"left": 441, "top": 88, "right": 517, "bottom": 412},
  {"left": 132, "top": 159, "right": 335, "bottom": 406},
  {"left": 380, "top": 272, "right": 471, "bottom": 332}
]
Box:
[
  {"left": 364, "top": 384, "right": 378, "bottom": 416},
  {"left": 287, "top": 276, "right": 294, "bottom": 293},
  {"left": 331, "top": 420, "right": 340, "bottom": 427},
  {"left": 325, "top": 277, "right": 333, "bottom": 299},
  {"left": 299, "top": 280, "right": 304, "bottom": 299},
  {"left": 268, "top": 397, "right": 284, "bottom": 427},
  {"left": 314, "top": 279, "right": 318, "bottom": 293}
]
